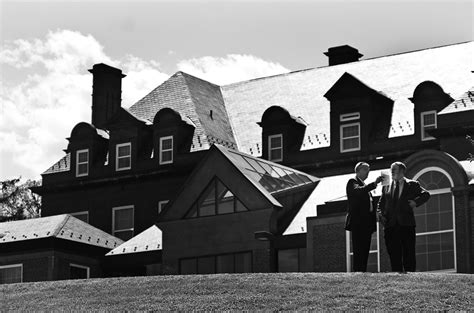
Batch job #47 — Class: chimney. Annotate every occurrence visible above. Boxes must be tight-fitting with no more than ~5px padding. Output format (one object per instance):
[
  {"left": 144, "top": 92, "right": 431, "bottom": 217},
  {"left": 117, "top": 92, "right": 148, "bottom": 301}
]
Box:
[
  {"left": 88, "top": 63, "right": 126, "bottom": 129},
  {"left": 324, "top": 45, "right": 363, "bottom": 66}
]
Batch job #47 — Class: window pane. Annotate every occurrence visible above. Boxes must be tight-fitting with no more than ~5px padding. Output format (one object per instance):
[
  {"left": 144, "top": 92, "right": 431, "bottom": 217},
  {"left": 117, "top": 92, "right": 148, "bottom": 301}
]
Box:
[
  {"left": 366, "top": 252, "right": 378, "bottom": 273},
  {"left": 77, "top": 163, "right": 88, "bottom": 175},
  {"left": 235, "top": 252, "right": 252, "bottom": 273},
  {"left": 270, "top": 149, "right": 282, "bottom": 161},
  {"left": 70, "top": 266, "right": 88, "bottom": 279},
  {"left": 343, "top": 138, "right": 359, "bottom": 150},
  {"left": 270, "top": 135, "right": 282, "bottom": 148},
  {"left": 118, "top": 157, "right": 131, "bottom": 169},
  {"left": 198, "top": 256, "right": 215, "bottom": 274},
  {"left": 118, "top": 145, "right": 131, "bottom": 157},
  {"left": 0, "top": 266, "right": 22, "bottom": 284},
  {"left": 180, "top": 258, "right": 197, "bottom": 275},
  {"left": 198, "top": 181, "right": 216, "bottom": 217},
  {"left": 423, "top": 113, "right": 435, "bottom": 125},
  {"left": 115, "top": 230, "right": 133, "bottom": 241},
  {"left": 416, "top": 232, "right": 455, "bottom": 271},
  {"left": 278, "top": 249, "right": 299, "bottom": 272},
  {"left": 216, "top": 254, "right": 234, "bottom": 273},
  {"left": 342, "top": 125, "right": 359, "bottom": 138},
  {"left": 78, "top": 151, "right": 88, "bottom": 163},
  {"left": 235, "top": 199, "right": 248, "bottom": 212},
  {"left": 114, "top": 208, "right": 133, "bottom": 230},
  {"left": 161, "top": 138, "right": 172, "bottom": 150},
  {"left": 161, "top": 151, "right": 173, "bottom": 163}
]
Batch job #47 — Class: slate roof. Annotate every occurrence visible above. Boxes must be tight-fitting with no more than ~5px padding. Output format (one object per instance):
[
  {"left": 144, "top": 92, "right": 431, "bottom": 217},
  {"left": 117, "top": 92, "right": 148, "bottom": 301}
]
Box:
[
  {"left": 216, "top": 145, "right": 319, "bottom": 207},
  {"left": 221, "top": 42, "right": 473, "bottom": 155},
  {"left": 0, "top": 214, "right": 124, "bottom": 249},
  {"left": 43, "top": 153, "right": 70, "bottom": 175},
  {"left": 129, "top": 71, "right": 237, "bottom": 151},
  {"left": 106, "top": 224, "right": 161, "bottom": 256},
  {"left": 439, "top": 86, "right": 474, "bottom": 115}
]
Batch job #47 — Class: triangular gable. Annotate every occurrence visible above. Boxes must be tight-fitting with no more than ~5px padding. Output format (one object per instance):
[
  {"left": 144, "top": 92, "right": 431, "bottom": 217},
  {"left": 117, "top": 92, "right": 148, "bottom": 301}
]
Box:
[
  {"left": 157, "top": 145, "right": 281, "bottom": 222},
  {"left": 324, "top": 72, "right": 392, "bottom": 100}
]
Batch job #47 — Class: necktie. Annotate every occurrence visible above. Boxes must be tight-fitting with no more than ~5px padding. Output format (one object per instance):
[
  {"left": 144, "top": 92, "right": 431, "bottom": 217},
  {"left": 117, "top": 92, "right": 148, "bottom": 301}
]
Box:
[{"left": 392, "top": 181, "right": 400, "bottom": 208}]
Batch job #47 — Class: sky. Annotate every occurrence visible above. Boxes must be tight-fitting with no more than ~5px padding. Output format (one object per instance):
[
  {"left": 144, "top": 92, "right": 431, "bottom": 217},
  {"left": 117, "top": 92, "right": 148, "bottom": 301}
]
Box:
[{"left": 0, "top": 0, "right": 472, "bottom": 181}]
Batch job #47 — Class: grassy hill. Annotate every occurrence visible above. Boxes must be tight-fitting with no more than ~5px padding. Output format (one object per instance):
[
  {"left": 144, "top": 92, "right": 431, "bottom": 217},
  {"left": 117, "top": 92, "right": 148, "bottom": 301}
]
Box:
[{"left": 2, "top": 273, "right": 473, "bottom": 310}]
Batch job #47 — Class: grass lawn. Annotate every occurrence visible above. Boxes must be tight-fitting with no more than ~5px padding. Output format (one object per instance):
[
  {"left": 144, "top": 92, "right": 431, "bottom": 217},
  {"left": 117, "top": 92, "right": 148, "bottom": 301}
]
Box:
[{"left": 2, "top": 272, "right": 473, "bottom": 310}]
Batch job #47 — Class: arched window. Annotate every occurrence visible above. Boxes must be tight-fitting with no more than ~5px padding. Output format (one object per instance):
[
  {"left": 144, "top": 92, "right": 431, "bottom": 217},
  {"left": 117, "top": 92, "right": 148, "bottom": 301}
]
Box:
[{"left": 414, "top": 168, "right": 456, "bottom": 272}]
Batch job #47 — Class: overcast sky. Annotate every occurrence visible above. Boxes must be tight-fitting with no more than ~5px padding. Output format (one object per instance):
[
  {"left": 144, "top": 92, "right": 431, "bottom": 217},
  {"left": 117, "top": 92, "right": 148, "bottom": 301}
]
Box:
[{"left": 0, "top": 0, "right": 472, "bottom": 180}]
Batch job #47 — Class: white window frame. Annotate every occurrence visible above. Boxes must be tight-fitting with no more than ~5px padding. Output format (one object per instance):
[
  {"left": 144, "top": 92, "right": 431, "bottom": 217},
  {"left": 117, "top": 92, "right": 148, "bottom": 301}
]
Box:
[
  {"left": 159, "top": 136, "right": 174, "bottom": 165},
  {"left": 116, "top": 142, "right": 132, "bottom": 171},
  {"left": 346, "top": 223, "right": 380, "bottom": 272},
  {"left": 340, "top": 122, "right": 361, "bottom": 153},
  {"left": 0, "top": 264, "right": 23, "bottom": 283},
  {"left": 69, "top": 263, "right": 90, "bottom": 279},
  {"left": 340, "top": 112, "right": 360, "bottom": 122},
  {"left": 268, "top": 134, "right": 283, "bottom": 162},
  {"left": 413, "top": 167, "right": 456, "bottom": 272},
  {"left": 158, "top": 200, "right": 169, "bottom": 214},
  {"left": 75, "top": 149, "right": 89, "bottom": 177},
  {"left": 420, "top": 110, "right": 437, "bottom": 141},
  {"left": 70, "top": 211, "right": 89, "bottom": 223},
  {"left": 112, "top": 205, "right": 134, "bottom": 238}
]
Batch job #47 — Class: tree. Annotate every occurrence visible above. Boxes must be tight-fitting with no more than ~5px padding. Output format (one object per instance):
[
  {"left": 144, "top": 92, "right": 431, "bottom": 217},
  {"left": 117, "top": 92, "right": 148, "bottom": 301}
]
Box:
[{"left": 0, "top": 178, "right": 42, "bottom": 222}]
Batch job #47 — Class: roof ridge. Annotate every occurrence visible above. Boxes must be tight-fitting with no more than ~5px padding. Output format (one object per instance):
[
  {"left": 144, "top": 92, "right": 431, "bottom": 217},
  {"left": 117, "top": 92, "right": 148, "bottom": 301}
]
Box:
[
  {"left": 177, "top": 71, "right": 222, "bottom": 88},
  {"left": 52, "top": 214, "right": 70, "bottom": 237}
]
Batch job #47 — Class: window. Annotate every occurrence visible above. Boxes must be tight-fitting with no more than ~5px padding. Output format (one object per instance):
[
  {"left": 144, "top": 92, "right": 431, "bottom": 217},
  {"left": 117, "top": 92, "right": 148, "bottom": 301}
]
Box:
[
  {"left": 70, "top": 264, "right": 90, "bottom": 279},
  {"left": 346, "top": 223, "right": 380, "bottom": 272},
  {"left": 340, "top": 112, "right": 360, "bottom": 122},
  {"left": 0, "top": 264, "right": 23, "bottom": 284},
  {"left": 116, "top": 143, "right": 131, "bottom": 171},
  {"left": 340, "top": 123, "right": 360, "bottom": 152},
  {"left": 278, "top": 248, "right": 306, "bottom": 272},
  {"left": 414, "top": 168, "right": 456, "bottom": 272},
  {"left": 112, "top": 206, "right": 134, "bottom": 241},
  {"left": 421, "top": 111, "right": 437, "bottom": 141},
  {"left": 159, "top": 136, "right": 173, "bottom": 165},
  {"left": 158, "top": 200, "right": 169, "bottom": 214},
  {"left": 179, "top": 252, "right": 252, "bottom": 275},
  {"left": 185, "top": 178, "right": 248, "bottom": 218},
  {"left": 268, "top": 134, "right": 283, "bottom": 162},
  {"left": 71, "top": 211, "right": 89, "bottom": 223},
  {"left": 76, "top": 149, "right": 89, "bottom": 177}
]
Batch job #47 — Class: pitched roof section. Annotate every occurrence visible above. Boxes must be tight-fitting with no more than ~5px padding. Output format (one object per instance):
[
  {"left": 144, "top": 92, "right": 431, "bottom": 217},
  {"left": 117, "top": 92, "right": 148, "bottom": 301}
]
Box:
[
  {"left": 129, "top": 71, "right": 237, "bottom": 151},
  {"left": 43, "top": 153, "right": 70, "bottom": 175},
  {"left": 0, "top": 214, "right": 124, "bottom": 249},
  {"left": 216, "top": 145, "right": 319, "bottom": 206},
  {"left": 221, "top": 42, "right": 473, "bottom": 155},
  {"left": 439, "top": 87, "right": 474, "bottom": 115},
  {"left": 106, "top": 225, "right": 162, "bottom": 256}
]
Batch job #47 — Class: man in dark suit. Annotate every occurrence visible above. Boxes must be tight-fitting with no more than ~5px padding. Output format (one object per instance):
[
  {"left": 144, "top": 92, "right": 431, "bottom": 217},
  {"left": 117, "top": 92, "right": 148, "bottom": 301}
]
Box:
[
  {"left": 345, "top": 162, "right": 383, "bottom": 272},
  {"left": 377, "top": 162, "right": 430, "bottom": 272}
]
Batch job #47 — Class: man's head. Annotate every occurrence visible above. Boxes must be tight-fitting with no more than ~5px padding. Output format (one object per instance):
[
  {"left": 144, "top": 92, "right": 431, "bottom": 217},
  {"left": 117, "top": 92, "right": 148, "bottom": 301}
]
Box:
[
  {"left": 355, "top": 162, "right": 370, "bottom": 181},
  {"left": 391, "top": 162, "right": 407, "bottom": 181}
]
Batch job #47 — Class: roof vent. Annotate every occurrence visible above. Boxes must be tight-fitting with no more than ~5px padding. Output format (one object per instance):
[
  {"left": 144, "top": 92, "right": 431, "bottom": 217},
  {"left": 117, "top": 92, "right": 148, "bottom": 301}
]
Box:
[{"left": 324, "top": 45, "right": 363, "bottom": 66}]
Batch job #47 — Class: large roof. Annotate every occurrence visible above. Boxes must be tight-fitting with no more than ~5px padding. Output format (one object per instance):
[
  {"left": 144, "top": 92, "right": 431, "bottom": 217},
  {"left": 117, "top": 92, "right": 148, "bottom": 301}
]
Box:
[
  {"left": 216, "top": 145, "right": 319, "bottom": 207},
  {"left": 129, "top": 71, "right": 237, "bottom": 151},
  {"left": 106, "top": 224, "right": 161, "bottom": 256},
  {"left": 439, "top": 86, "right": 474, "bottom": 115},
  {"left": 221, "top": 42, "right": 473, "bottom": 155},
  {"left": 0, "top": 214, "right": 123, "bottom": 250}
]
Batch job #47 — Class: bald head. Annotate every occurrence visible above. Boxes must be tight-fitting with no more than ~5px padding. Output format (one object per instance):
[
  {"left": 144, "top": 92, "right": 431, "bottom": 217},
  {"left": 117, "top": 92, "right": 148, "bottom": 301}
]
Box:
[{"left": 355, "top": 162, "right": 370, "bottom": 181}]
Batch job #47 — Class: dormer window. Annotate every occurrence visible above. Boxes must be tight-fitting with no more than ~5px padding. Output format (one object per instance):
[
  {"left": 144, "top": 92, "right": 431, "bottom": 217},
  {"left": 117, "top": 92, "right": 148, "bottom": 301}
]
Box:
[
  {"left": 76, "top": 149, "right": 89, "bottom": 177},
  {"left": 268, "top": 134, "right": 283, "bottom": 162},
  {"left": 159, "top": 136, "right": 173, "bottom": 165},
  {"left": 420, "top": 110, "right": 437, "bottom": 141},
  {"left": 340, "top": 112, "right": 361, "bottom": 153},
  {"left": 116, "top": 142, "right": 131, "bottom": 171}
]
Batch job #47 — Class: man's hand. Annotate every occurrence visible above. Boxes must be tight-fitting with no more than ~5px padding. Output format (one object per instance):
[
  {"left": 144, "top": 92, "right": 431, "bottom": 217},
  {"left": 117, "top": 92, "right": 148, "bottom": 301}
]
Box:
[
  {"left": 408, "top": 200, "right": 416, "bottom": 209},
  {"left": 375, "top": 175, "right": 384, "bottom": 184}
]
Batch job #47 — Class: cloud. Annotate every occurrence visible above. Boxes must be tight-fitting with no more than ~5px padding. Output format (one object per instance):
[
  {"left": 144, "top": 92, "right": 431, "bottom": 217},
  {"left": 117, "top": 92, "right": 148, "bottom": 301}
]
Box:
[
  {"left": 0, "top": 30, "right": 289, "bottom": 181},
  {"left": 0, "top": 30, "right": 168, "bottom": 180},
  {"left": 177, "top": 54, "right": 289, "bottom": 85}
]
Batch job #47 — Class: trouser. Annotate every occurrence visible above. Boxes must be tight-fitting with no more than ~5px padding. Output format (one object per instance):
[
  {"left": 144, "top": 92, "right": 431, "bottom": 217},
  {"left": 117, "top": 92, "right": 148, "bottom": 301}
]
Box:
[
  {"left": 351, "top": 228, "right": 373, "bottom": 272},
  {"left": 384, "top": 224, "right": 416, "bottom": 272}
]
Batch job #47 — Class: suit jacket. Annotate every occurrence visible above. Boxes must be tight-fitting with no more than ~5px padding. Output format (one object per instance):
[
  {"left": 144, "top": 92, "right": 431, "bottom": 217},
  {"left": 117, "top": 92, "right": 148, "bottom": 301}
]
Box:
[
  {"left": 345, "top": 177, "right": 377, "bottom": 233},
  {"left": 377, "top": 178, "right": 430, "bottom": 228}
]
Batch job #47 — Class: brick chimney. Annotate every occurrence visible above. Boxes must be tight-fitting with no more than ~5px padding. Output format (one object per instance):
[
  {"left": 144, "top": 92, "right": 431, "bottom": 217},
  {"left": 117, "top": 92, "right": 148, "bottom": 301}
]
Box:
[
  {"left": 88, "top": 63, "right": 126, "bottom": 129},
  {"left": 324, "top": 45, "right": 363, "bottom": 66}
]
